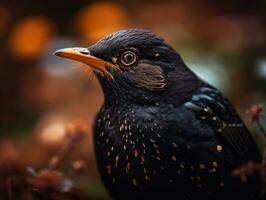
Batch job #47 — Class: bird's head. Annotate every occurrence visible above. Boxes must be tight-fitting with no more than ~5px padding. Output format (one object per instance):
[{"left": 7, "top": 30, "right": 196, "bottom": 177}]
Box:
[{"left": 55, "top": 29, "right": 200, "bottom": 106}]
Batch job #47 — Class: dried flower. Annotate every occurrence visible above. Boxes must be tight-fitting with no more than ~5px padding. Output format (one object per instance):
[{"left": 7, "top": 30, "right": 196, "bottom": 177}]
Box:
[
  {"left": 232, "top": 161, "right": 261, "bottom": 183},
  {"left": 246, "top": 103, "right": 266, "bottom": 138},
  {"left": 29, "top": 169, "right": 65, "bottom": 191},
  {"left": 72, "top": 160, "right": 85, "bottom": 172},
  {"left": 65, "top": 119, "right": 88, "bottom": 141},
  {"left": 246, "top": 104, "right": 263, "bottom": 123}
]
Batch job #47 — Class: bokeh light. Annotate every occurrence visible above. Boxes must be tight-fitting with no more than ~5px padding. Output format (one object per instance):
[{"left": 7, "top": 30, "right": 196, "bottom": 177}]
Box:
[
  {"left": 8, "top": 16, "right": 55, "bottom": 59},
  {"left": 36, "top": 114, "right": 68, "bottom": 145},
  {"left": 187, "top": 53, "right": 230, "bottom": 92},
  {"left": 75, "top": 2, "right": 129, "bottom": 42},
  {"left": 257, "top": 59, "right": 266, "bottom": 80}
]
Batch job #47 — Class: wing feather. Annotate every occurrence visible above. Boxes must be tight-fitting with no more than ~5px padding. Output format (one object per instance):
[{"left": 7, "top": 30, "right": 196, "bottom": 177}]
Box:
[{"left": 184, "top": 84, "right": 261, "bottom": 162}]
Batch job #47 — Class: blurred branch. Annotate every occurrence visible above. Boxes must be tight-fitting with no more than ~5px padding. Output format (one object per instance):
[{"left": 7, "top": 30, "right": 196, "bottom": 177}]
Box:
[
  {"left": 0, "top": 120, "right": 92, "bottom": 200},
  {"left": 49, "top": 120, "right": 88, "bottom": 170}
]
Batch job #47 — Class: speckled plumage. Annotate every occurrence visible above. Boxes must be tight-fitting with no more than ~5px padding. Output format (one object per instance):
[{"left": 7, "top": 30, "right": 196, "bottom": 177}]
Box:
[{"left": 87, "top": 29, "right": 262, "bottom": 200}]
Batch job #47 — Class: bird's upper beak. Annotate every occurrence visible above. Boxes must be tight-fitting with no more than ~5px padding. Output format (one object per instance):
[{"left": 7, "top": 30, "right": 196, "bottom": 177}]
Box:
[{"left": 54, "top": 47, "right": 117, "bottom": 77}]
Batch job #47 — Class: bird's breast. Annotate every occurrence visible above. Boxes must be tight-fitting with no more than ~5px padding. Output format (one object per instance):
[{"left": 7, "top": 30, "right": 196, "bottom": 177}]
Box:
[{"left": 92, "top": 106, "right": 236, "bottom": 199}]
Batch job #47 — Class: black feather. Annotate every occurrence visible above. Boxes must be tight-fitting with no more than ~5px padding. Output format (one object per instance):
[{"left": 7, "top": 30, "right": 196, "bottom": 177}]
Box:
[{"left": 88, "top": 29, "right": 261, "bottom": 200}]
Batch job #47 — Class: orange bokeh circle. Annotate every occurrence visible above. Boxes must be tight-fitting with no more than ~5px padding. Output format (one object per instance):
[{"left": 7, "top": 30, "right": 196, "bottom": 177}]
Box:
[
  {"left": 75, "top": 2, "right": 129, "bottom": 42},
  {"left": 8, "top": 16, "right": 55, "bottom": 59}
]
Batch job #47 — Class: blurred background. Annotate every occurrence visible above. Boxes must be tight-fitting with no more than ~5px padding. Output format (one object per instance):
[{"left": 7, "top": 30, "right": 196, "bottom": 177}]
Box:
[{"left": 0, "top": 0, "right": 266, "bottom": 199}]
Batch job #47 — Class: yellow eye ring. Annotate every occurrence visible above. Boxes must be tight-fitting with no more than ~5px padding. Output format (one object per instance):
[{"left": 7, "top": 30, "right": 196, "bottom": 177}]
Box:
[{"left": 120, "top": 51, "right": 137, "bottom": 66}]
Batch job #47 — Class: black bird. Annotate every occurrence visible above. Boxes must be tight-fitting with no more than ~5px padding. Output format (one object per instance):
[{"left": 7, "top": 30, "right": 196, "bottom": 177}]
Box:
[{"left": 55, "top": 29, "right": 261, "bottom": 200}]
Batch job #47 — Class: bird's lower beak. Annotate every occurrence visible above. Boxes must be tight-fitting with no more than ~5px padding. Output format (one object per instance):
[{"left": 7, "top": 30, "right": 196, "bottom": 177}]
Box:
[{"left": 54, "top": 47, "right": 117, "bottom": 77}]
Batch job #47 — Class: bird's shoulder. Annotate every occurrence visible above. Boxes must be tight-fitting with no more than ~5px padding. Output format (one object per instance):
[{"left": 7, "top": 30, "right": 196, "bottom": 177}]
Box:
[{"left": 181, "top": 83, "right": 261, "bottom": 163}]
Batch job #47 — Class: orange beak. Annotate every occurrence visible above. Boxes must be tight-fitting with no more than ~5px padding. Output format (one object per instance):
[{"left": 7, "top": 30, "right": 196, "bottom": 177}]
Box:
[{"left": 54, "top": 47, "right": 117, "bottom": 77}]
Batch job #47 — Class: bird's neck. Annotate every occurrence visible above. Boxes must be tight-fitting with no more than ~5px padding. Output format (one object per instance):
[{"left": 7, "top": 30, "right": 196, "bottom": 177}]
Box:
[
  {"left": 97, "top": 65, "right": 202, "bottom": 108},
  {"left": 98, "top": 79, "right": 161, "bottom": 108},
  {"left": 165, "top": 66, "right": 202, "bottom": 105}
]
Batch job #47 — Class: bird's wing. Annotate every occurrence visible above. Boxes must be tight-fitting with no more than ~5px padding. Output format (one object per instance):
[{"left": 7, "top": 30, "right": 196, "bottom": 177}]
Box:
[{"left": 184, "top": 83, "right": 261, "bottom": 163}]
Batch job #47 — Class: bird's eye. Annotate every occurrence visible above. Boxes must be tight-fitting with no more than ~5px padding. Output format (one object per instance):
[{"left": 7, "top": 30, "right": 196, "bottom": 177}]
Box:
[{"left": 120, "top": 51, "right": 137, "bottom": 66}]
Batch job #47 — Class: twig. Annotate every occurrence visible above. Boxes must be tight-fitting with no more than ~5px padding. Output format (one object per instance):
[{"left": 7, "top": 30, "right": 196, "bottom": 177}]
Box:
[
  {"left": 49, "top": 121, "right": 87, "bottom": 170},
  {"left": 49, "top": 138, "right": 77, "bottom": 170},
  {"left": 257, "top": 119, "right": 266, "bottom": 138}
]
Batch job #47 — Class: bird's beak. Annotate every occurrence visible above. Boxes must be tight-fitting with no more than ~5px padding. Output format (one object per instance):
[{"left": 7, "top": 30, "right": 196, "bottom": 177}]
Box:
[{"left": 54, "top": 47, "right": 117, "bottom": 77}]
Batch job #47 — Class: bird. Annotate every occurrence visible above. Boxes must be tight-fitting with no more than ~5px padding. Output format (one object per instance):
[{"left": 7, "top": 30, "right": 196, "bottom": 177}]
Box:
[{"left": 54, "top": 29, "right": 261, "bottom": 200}]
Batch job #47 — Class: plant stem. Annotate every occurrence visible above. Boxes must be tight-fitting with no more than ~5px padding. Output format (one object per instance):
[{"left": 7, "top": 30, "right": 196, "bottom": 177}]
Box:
[{"left": 256, "top": 119, "right": 266, "bottom": 138}]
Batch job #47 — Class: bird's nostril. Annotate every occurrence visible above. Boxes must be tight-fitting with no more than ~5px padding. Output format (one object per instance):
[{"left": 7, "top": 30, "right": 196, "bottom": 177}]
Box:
[
  {"left": 80, "top": 51, "right": 89, "bottom": 55},
  {"left": 72, "top": 47, "right": 90, "bottom": 55}
]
